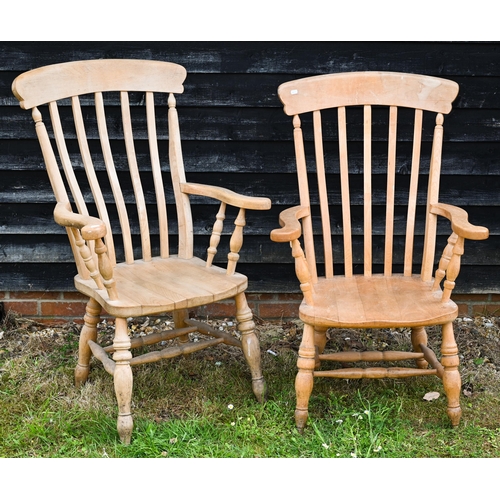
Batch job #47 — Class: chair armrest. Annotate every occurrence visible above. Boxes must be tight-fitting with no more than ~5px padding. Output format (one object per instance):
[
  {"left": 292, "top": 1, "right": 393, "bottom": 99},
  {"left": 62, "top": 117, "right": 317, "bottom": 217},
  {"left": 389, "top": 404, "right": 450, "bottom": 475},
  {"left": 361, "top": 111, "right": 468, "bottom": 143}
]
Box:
[
  {"left": 430, "top": 203, "right": 489, "bottom": 240},
  {"left": 54, "top": 202, "right": 118, "bottom": 299},
  {"left": 54, "top": 202, "right": 107, "bottom": 240},
  {"left": 270, "top": 205, "right": 309, "bottom": 242},
  {"left": 180, "top": 182, "right": 271, "bottom": 210}
]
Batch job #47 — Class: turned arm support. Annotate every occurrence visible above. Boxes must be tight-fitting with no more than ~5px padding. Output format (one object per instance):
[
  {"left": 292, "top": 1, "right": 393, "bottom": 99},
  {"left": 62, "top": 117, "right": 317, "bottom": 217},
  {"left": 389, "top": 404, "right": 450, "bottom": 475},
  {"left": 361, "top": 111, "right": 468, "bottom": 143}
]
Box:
[
  {"left": 430, "top": 203, "right": 489, "bottom": 240},
  {"left": 180, "top": 182, "right": 271, "bottom": 274},
  {"left": 431, "top": 203, "right": 488, "bottom": 301},
  {"left": 270, "top": 205, "right": 314, "bottom": 304},
  {"left": 53, "top": 202, "right": 118, "bottom": 300}
]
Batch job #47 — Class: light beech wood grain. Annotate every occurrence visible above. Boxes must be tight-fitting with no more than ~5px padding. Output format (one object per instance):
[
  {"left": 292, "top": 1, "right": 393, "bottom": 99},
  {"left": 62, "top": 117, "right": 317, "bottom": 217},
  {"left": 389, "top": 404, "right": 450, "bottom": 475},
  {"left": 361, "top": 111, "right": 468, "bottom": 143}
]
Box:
[
  {"left": 13, "top": 59, "right": 271, "bottom": 443},
  {"left": 273, "top": 71, "right": 488, "bottom": 433}
]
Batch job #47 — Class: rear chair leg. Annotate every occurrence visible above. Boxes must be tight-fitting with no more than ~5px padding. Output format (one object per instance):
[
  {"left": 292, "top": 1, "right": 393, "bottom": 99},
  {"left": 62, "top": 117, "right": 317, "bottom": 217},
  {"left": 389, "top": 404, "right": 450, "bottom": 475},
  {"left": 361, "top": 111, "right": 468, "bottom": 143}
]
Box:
[
  {"left": 314, "top": 327, "right": 328, "bottom": 369},
  {"left": 441, "top": 321, "right": 462, "bottom": 426},
  {"left": 235, "top": 292, "right": 266, "bottom": 403},
  {"left": 173, "top": 309, "right": 190, "bottom": 346},
  {"left": 75, "top": 298, "right": 102, "bottom": 387},
  {"left": 314, "top": 327, "right": 328, "bottom": 353},
  {"left": 411, "top": 327, "right": 429, "bottom": 369},
  {"left": 113, "top": 317, "right": 134, "bottom": 444},
  {"left": 295, "top": 323, "right": 316, "bottom": 433}
]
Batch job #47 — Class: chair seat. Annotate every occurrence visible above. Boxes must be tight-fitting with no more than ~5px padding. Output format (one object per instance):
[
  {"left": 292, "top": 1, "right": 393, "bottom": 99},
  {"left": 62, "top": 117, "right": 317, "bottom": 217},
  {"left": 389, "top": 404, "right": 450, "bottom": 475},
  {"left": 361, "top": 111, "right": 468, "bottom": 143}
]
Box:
[
  {"left": 299, "top": 274, "right": 458, "bottom": 329},
  {"left": 75, "top": 256, "right": 248, "bottom": 317}
]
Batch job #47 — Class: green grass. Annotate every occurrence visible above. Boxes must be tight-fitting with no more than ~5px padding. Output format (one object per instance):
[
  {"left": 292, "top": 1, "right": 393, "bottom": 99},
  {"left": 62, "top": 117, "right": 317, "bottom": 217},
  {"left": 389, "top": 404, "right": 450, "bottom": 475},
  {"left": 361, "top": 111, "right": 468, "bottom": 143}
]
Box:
[{"left": 1, "top": 315, "right": 500, "bottom": 460}]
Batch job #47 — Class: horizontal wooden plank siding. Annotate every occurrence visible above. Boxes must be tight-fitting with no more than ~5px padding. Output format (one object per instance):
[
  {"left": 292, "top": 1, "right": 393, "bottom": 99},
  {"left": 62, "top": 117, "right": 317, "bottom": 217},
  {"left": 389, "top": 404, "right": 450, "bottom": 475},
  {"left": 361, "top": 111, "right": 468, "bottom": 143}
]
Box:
[{"left": 1, "top": 41, "right": 499, "bottom": 295}]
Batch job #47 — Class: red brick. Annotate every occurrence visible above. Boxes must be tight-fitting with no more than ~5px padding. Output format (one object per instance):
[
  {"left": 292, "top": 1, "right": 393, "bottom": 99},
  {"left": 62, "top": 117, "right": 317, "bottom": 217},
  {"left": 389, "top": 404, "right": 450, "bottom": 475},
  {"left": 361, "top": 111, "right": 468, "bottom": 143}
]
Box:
[
  {"left": 195, "top": 301, "right": 236, "bottom": 319},
  {"left": 41, "top": 301, "right": 87, "bottom": 317},
  {"left": 10, "top": 291, "right": 60, "bottom": 300},
  {"left": 473, "top": 304, "right": 500, "bottom": 316},
  {"left": 259, "top": 302, "right": 300, "bottom": 320},
  {"left": 275, "top": 293, "right": 303, "bottom": 302},
  {"left": 62, "top": 291, "right": 88, "bottom": 301},
  {"left": 246, "top": 293, "right": 266, "bottom": 301},
  {"left": 2, "top": 291, "right": 498, "bottom": 323},
  {"left": 5, "top": 301, "right": 38, "bottom": 315},
  {"left": 247, "top": 293, "right": 276, "bottom": 302}
]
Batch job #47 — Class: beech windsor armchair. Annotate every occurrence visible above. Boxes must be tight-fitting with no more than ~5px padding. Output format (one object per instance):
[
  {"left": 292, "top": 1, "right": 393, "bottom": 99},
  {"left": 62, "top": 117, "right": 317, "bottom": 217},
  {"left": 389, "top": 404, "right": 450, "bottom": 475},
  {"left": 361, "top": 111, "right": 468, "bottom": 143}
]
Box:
[
  {"left": 271, "top": 71, "right": 489, "bottom": 432},
  {"left": 12, "top": 59, "right": 271, "bottom": 444}
]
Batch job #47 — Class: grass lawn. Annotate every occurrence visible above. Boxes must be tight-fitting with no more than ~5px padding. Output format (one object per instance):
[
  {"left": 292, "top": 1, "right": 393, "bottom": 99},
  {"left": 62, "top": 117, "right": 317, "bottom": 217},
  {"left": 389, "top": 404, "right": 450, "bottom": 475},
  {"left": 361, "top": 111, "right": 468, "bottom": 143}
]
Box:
[{"left": 1, "top": 312, "right": 499, "bottom": 494}]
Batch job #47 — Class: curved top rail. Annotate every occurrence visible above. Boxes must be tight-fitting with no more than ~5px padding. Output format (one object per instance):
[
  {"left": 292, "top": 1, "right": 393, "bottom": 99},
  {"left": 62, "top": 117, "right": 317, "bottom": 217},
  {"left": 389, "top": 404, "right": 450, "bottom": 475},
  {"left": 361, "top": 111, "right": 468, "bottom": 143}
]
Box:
[
  {"left": 278, "top": 71, "right": 459, "bottom": 116},
  {"left": 12, "top": 59, "right": 187, "bottom": 109}
]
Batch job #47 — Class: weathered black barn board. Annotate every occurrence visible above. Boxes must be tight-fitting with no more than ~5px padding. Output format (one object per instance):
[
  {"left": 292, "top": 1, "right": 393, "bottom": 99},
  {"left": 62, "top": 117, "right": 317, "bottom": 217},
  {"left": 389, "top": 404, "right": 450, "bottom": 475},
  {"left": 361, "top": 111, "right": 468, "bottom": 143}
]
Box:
[{"left": 1, "top": 41, "right": 499, "bottom": 294}]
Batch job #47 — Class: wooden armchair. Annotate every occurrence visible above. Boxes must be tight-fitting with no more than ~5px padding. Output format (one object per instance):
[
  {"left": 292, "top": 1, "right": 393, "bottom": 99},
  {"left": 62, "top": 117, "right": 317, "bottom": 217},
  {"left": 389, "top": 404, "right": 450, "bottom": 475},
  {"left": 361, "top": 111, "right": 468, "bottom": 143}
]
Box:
[
  {"left": 12, "top": 59, "right": 271, "bottom": 444},
  {"left": 271, "top": 72, "right": 489, "bottom": 432}
]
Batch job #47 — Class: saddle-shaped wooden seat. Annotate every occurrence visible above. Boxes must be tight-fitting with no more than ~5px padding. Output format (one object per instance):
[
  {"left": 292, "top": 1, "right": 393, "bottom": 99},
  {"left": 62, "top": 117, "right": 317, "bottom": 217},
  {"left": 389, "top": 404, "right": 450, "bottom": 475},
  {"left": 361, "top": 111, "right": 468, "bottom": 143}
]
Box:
[
  {"left": 300, "top": 275, "right": 457, "bottom": 329},
  {"left": 74, "top": 256, "right": 248, "bottom": 317}
]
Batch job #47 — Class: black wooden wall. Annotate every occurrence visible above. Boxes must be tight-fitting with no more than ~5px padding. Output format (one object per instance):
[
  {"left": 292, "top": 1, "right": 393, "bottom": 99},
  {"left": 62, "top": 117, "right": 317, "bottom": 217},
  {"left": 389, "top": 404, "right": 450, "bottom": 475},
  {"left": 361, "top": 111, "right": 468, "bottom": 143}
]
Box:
[{"left": 1, "top": 41, "right": 499, "bottom": 294}]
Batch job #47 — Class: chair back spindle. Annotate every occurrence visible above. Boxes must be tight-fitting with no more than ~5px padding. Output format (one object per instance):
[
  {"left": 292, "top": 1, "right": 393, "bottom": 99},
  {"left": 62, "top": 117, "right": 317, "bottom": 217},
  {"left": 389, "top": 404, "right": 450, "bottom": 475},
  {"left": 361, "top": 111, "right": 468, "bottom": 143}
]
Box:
[
  {"left": 120, "top": 90, "right": 151, "bottom": 262},
  {"left": 363, "top": 104, "right": 372, "bottom": 276},
  {"left": 313, "top": 110, "right": 333, "bottom": 278},
  {"left": 146, "top": 91, "right": 169, "bottom": 259},
  {"left": 337, "top": 105, "right": 353, "bottom": 277},
  {"left": 404, "top": 109, "right": 423, "bottom": 276}
]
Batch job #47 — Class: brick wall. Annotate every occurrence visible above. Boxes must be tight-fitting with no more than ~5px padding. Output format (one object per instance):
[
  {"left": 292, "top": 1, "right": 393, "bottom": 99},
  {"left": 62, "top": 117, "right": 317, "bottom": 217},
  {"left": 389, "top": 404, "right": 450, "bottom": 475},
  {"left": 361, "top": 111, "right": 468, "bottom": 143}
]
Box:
[{"left": 1, "top": 291, "right": 499, "bottom": 325}]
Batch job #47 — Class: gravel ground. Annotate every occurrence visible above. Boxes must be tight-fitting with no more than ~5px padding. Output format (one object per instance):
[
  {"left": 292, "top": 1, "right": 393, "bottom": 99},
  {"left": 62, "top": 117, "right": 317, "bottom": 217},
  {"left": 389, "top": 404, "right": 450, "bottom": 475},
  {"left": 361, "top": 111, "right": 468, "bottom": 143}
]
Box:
[{"left": 1, "top": 311, "right": 500, "bottom": 396}]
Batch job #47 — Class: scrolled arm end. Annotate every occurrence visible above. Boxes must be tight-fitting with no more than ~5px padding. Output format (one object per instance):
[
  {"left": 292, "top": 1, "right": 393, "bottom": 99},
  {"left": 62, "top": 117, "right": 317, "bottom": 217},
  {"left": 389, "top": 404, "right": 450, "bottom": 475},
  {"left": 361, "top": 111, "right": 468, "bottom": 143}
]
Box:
[
  {"left": 270, "top": 205, "right": 309, "bottom": 242},
  {"left": 430, "top": 203, "right": 489, "bottom": 240},
  {"left": 54, "top": 202, "right": 107, "bottom": 240}
]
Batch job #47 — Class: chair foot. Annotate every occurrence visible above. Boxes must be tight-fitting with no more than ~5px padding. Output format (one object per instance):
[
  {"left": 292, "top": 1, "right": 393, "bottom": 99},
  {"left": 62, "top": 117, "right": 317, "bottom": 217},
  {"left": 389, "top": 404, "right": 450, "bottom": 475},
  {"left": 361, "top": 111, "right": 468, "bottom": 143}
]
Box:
[
  {"left": 117, "top": 414, "right": 133, "bottom": 445},
  {"left": 75, "top": 363, "right": 90, "bottom": 388},
  {"left": 252, "top": 376, "right": 267, "bottom": 403},
  {"left": 447, "top": 406, "right": 462, "bottom": 427},
  {"left": 295, "top": 409, "right": 308, "bottom": 433}
]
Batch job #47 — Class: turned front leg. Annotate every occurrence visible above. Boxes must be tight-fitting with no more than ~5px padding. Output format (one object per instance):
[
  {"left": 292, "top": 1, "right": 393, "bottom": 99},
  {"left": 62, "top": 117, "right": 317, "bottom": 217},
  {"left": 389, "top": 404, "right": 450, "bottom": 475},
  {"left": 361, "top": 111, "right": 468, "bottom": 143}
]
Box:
[
  {"left": 113, "top": 317, "right": 133, "bottom": 444},
  {"left": 235, "top": 292, "right": 266, "bottom": 403},
  {"left": 75, "top": 298, "right": 102, "bottom": 387},
  {"left": 295, "top": 323, "right": 316, "bottom": 433},
  {"left": 441, "top": 321, "right": 461, "bottom": 426}
]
